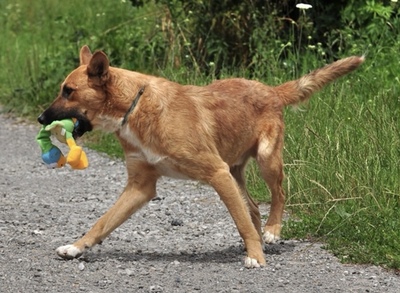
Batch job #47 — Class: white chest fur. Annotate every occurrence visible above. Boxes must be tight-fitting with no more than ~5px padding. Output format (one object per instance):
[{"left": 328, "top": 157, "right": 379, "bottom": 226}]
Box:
[
  {"left": 120, "top": 125, "right": 165, "bottom": 164},
  {"left": 120, "top": 125, "right": 189, "bottom": 179}
]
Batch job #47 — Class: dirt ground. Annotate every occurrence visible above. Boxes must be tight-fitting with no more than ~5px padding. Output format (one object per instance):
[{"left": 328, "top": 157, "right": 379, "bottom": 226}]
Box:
[{"left": 1, "top": 113, "right": 399, "bottom": 292}]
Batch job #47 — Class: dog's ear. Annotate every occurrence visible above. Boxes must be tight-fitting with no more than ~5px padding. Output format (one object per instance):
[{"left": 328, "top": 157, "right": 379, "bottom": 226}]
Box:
[
  {"left": 80, "top": 45, "right": 92, "bottom": 66},
  {"left": 87, "top": 51, "right": 109, "bottom": 84}
]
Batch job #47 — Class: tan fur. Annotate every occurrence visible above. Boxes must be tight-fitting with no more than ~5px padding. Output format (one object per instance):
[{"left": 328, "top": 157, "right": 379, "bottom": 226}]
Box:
[{"left": 39, "top": 46, "right": 364, "bottom": 267}]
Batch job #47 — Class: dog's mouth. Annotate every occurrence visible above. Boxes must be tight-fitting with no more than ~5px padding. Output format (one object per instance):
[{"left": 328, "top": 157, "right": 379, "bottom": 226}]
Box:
[
  {"left": 38, "top": 108, "right": 93, "bottom": 139},
  {"left": 72, "top": 117, "right": 92, "bottom": 139}
]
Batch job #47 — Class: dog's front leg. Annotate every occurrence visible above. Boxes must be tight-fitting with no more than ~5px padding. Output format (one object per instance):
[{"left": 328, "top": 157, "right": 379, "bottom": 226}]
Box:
[{"left": 56, "top": 171, "right": 158, "bottom": 259}]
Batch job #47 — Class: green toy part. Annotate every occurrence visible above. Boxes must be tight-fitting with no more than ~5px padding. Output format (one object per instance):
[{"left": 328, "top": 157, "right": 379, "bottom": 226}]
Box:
[{"left": 36, "top": 118, "right": 89, "bottom": 170}]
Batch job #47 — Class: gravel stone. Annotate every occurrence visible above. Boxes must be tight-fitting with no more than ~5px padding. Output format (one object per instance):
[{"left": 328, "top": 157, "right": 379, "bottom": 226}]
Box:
[{"left": 0, "top": 112, "right": 399, "bottom": 292}]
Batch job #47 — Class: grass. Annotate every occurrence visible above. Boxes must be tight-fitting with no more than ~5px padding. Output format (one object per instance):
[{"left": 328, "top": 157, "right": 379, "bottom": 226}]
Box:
[
  {"left": 0, "top": 0, "right": 399, "bottom": 270},
  {"left": 281, "top": 58, "right": 400, "bottom": 268},
  {"left": 0, "top": 0, "right": 163, "bottom": 114}
]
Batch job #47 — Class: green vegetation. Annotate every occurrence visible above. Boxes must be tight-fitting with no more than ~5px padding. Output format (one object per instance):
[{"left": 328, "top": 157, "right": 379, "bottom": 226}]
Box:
[{"left": 0, "top": 0, "right": 399, "bottom": 269}]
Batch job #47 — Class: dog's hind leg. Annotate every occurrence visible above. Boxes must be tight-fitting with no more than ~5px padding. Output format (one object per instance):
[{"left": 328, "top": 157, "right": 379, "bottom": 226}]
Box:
[
  {"left": 256, "top": 132, "right": 285, "bottom": 244},
  {"left": 229, "top": 164, "right": 262, "bottom": 241},
  {"left": 56, "top": 162, "right": 159, "bottom": 259}
]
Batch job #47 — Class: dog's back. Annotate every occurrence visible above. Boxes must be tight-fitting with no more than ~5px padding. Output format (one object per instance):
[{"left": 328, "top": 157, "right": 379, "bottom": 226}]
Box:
[{"left": 174, "top": 56, "right": 365, "bottom": 166}]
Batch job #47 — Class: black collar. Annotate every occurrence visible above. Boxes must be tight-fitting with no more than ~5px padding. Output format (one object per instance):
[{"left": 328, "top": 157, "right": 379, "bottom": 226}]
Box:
[{"left": 121, "top": 86, "right": 145, "bottom": 126}]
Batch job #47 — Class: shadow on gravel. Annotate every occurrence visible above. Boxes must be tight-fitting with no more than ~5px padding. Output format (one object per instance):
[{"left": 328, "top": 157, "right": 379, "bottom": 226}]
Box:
[
  {"left": 264, "top": 241, "right": 296, "bottom": 255},
  {"left": 79, "top": 242, "right": 296, "bottom": 265}
]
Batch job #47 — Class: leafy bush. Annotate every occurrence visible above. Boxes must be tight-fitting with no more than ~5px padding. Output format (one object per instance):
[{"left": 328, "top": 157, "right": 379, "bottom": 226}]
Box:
[{"left": 125, "top": 0, "right": 400, "bottom": 75}]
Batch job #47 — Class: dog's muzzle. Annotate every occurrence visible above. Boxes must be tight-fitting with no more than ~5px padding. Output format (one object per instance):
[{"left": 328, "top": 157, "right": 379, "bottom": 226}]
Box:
[{"left": 37, "top": 109, "right": 93, "bottom": 139}]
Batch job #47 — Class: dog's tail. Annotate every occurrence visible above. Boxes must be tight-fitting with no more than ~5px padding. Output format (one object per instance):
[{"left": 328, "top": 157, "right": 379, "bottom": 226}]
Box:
[{"left": 275, "top": 56, "right": 364, "bottom": 106}]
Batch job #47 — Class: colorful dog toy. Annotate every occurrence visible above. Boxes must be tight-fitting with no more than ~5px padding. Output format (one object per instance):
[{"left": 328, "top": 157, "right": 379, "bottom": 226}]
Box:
[{"left": 36, "top": 118, "right": 89, "bottom": 169}]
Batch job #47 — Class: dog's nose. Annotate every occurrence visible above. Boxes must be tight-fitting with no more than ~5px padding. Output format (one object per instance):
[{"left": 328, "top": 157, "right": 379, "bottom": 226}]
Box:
[{"left": 37, "top": 113, "right": 46, "bottom": 125}]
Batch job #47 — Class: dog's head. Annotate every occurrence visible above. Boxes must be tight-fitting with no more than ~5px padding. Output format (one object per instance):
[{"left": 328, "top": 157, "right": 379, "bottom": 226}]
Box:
[{"left": 37, "top": 45, "right": 112, "bottom": 138}]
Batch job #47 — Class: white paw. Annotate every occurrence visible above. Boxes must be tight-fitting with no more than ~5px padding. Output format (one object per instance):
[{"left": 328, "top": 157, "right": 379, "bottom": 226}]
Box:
[
  {"left": 56, "top": 244, "right": 83, "bottom": 259},
  {"left": 244, "top": 257, "right": 261, "bottom": 268},
  {"left": 263, "top": 231, "right": 280, "bottom": 244}
]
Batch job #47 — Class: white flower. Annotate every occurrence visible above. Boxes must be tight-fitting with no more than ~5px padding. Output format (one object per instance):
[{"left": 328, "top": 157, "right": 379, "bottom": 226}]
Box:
[
  {"left": 296, "top": 3, "right": 312, "bottom": 9},
  {"left": 391, "top": 0, "right": 398, "bottom": 3}
]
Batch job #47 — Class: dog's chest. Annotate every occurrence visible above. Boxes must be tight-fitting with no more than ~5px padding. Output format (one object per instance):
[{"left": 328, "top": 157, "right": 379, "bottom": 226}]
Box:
[{"left": 121, "top": 126, "right": 189, "bottom": 179}]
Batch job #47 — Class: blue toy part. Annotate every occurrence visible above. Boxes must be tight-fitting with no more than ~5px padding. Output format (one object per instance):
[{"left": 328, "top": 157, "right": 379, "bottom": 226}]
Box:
[{"left": 41, "top": 146, "right": 65, "bottom": 169}]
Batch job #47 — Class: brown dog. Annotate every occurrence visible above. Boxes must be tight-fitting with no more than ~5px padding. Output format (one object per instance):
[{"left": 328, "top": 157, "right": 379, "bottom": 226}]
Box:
[{"left": 38, "top": 46, "right": 364, "bottom": 268}]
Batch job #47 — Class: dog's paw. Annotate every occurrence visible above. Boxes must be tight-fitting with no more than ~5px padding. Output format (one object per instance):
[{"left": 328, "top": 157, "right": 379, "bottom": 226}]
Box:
[
  {"left": 263, "top": 224, "right": 282, "bottom": 244},
  {"left": 244, "top": 256, "right": 265, "bottom": 269},
  {"left": 263, "top": 231, "right": 281, "bottom": 244},
  {"left": 56, "top": 245, "right": 83, "bottom": 260}
]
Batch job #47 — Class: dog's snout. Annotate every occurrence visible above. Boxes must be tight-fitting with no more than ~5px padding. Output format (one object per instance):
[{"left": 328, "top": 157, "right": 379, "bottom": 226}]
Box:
[{"left": 37, "top": 113, "right": 46, "bottom": 125}]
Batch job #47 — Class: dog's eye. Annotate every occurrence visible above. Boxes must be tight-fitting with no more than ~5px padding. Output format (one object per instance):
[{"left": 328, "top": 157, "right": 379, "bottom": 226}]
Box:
[{"left": 62, "top": 86, "right": 74, "bottom": 98}]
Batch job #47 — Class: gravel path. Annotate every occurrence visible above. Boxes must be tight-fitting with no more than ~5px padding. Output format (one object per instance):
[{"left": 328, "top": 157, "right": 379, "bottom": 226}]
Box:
[{"left": 1, "top": 113, "right": 399, "bottom": 293}]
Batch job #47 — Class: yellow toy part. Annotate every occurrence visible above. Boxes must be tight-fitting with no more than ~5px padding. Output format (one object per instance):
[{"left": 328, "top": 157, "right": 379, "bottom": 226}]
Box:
[{"left": 66, "top": 138, "right": 89, "bottom": 169}]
